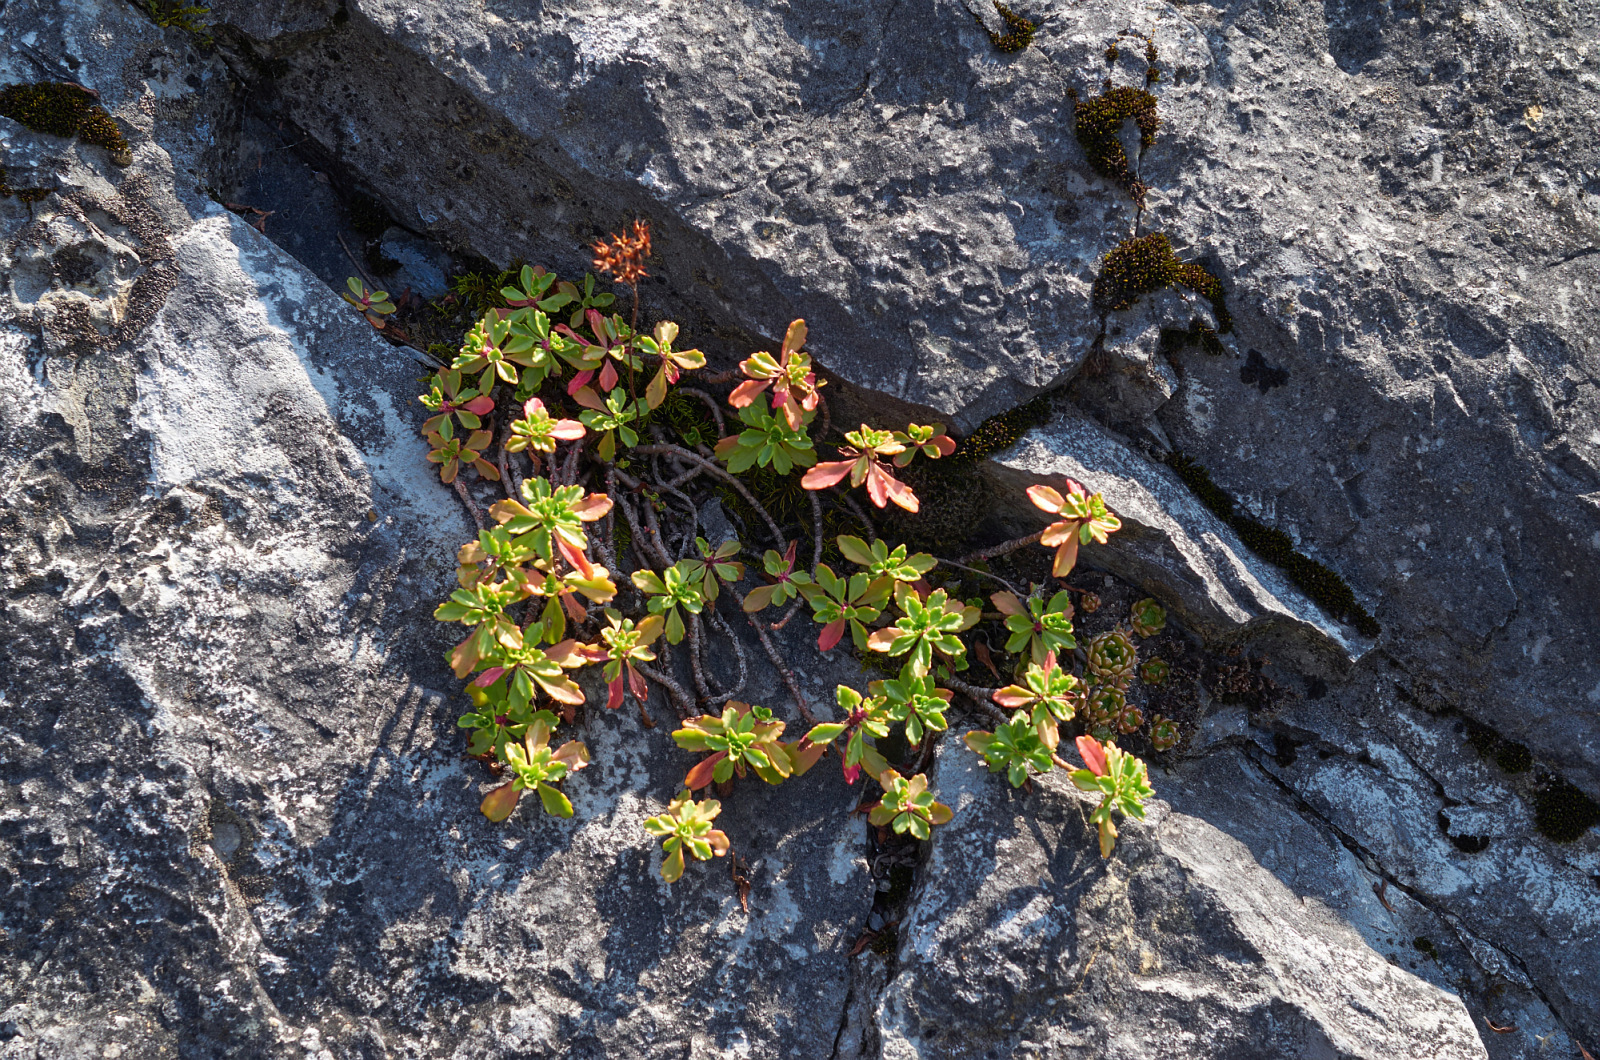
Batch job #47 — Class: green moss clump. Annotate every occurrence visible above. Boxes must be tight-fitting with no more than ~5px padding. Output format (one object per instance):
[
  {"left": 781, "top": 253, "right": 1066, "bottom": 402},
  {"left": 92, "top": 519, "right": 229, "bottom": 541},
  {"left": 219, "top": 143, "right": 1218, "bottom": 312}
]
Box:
[
  {"left": 1463, "top": 719, "right": 1532, "bottom": 774},
  {"left": 1167, "top": 453, "right": 1379, "bottom": 636},
  {"left": 144, "top": 0, "right": 213, "bottom": 44},
  {"left": 976, "top": 1, "right": 1037, "bottom": 52},
  {"left": 951, "top": 392, "right": 1053, "bottom": 463},
  {"left": 1074, "top": 86, "right": 1159, "bottom": 207},
  {"left": 0, "top": 83, "right": 131, "bottom": 164},
  {"left": 1094, "top": 233, "right": 1232, "bottom": 332},
  {"left": 1533, "top": 774, "right": 1600, "bottom": 843},
  {"left": 1105, "top": 45, "right": 1120, "bottom": 64}
]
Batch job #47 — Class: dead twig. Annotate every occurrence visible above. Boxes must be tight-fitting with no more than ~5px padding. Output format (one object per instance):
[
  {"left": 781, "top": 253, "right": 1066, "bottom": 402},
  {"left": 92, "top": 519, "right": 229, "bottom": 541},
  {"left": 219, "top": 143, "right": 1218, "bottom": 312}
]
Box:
[
  {"left": 453, "top": 477, "right": 485, "bottom": 532},
  {"left": 635, "top": 658, "right": 693, "bottom": 723},
  {"left": 959, "top": 529, "right": 1043, "bottom": 566},
  {"left": 836, "top": 489, "right": 876, "bottom": 543},
  {"left": 934, "top": 555, "right": 1022, "bottom": 595},
  {"left": 676, "top": 386, "right": 727, "bottom": 439},
  {"left": 631, "top": 444, "right": 785, "bottom": 548},
  {"left": 943, "top": 675, "right": 1010, "bottom": 725}
]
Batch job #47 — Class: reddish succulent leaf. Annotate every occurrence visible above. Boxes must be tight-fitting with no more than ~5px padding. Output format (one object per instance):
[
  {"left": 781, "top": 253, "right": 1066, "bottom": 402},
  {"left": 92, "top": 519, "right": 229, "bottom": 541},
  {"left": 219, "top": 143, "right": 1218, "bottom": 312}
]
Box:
[
  {"left": 801, "top": 461, "right": 853, "bottom": 490},
  {"left": 474, "top": 666, "right": 507, "bottom": 688},
  {"left": 818, "top": 618, "right": 846, "bottom": 652},
  {"left": 685, "top": 750, "right": 728, "bottom": 790},
  {"left": 728, "top": 378, "right": 767, "bottom": 408},
  {"left": 606, "top": 673, "right": 626, "bottom": 710},
  {"left": 1076, "top": 734, "right": 1108, "bottom": 777},
  {"left": 480, "top": 783, "right": 521, "bottom": 822}
]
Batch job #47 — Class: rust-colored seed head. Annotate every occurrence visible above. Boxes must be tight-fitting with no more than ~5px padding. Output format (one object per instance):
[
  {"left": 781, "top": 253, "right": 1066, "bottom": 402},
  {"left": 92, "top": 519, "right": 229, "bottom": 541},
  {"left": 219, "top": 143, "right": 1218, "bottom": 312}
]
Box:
[{"left": 593, "top": 219, "right": 652, "bottom": 285}]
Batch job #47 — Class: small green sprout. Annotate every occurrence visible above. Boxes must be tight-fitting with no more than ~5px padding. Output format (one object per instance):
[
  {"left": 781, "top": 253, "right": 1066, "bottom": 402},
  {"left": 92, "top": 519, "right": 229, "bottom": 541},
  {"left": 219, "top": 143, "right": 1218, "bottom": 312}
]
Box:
[
  {"left": 1069, "top": 735, "right": 1153, "bottom": 858},
  {"left": 575, "top": 386, "right": 645, "bottom": 462},
  {"left": 713, "top": 394, "right": 817, "bottom": 474},
  {"left": 678, "top": 537, "right": 745, "bottom": 602},
  {"left": 342, "top": 276, "right": 396, "bottom": 328},
  {"left": 964, "top": 715, "right": 1055, "bottom": 787},
  {"left": 454, "top": 312, "right": 547, "bottom": 392},
  {"left": 674, "top": 702, "right": 792, "bottom": 788},
  {"left": 457, "top": 680, "right": 531, "bottom": 760},
  {"left": 992, "top": 650, "right": 1079, "bottom": 750},
  {"left": 1130, "top": 598, "right": 1167, "bottom": 638},
  {"left": 643, "top": 789, "right": 730, "bottom": 883},
  {"left": 505, "top": 397, "right": 586, "bottom": 455},
  {"left": 992, "top": 588, "right": 1077, "bottom": 665},
  {"left": 474, "top": 636, "right": 588, "bottom": 714},
  {"left": 632, "top": 560, "right": 707, "bottom": 644},
  {"left": 426, "top": 422, "right": 500, "bottom": 486},
  {"left": 875, "top": 662, "right": 952, "bottom": 747},
  {"left": 741, "top": 541, "right": 811, "bottom": 613},
  {"left": 500, "top": 264, "right": 573, "bottom": 314},
  {"left": 1027, "top": 480, "right": 1122, "bottom": 577},
  {"left": 802, "top": 685, "right": 892, "bottom": 784},
  {"left": 419, "top": 369, "right": 495, "bottom": 437},
  {"left": 889, "top": 422, "right": 956, "bottom": 465},
  {"left": 799, "top": 562, "right": 889, "bottom": 652},
  {"left": 867, "top": 769, "right": 953, "bottom": 839},
  {"left": 866, "top": 583, "right": 978, "bottom": 677},
  {"left": 479, "top": 712, "right": 590, "bottom": 822}
]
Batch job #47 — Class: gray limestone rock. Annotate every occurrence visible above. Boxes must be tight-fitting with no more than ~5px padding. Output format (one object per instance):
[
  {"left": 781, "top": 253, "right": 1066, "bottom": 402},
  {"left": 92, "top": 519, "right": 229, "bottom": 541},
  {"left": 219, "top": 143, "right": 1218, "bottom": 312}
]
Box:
[{"left": 877, "top": 735, "right": 1490, "bottom": 1060}]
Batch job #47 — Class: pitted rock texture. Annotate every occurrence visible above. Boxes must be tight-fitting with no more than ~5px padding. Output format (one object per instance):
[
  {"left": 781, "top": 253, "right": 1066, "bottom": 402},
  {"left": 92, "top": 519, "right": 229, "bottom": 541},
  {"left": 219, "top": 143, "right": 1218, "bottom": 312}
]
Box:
[
  {"left": 877, "top": 736, "right": 1489, "bottom": 1060},
  {"left": 5, "top": 0, "right": 1600, "bottom": 1057},
  {"left": 192, "top": 0, "right": 1600, "bottom": 802}
]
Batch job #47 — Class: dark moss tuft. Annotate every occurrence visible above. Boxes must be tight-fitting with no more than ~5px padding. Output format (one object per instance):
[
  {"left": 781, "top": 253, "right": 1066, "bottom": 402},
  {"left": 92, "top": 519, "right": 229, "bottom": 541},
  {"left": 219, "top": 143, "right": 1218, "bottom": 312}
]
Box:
[
  {"left": 1073, "top": 86, "right": 1159, "bottom": 207},
  {"left": 1166, "top": 453, "right": 1379, "bottom": 635},
  {"left": 977, "top": 1, "right": 1037, "bottom": 53},
  {"left": 1105, "top": 44, "right": 1120, "bottom": 64},
  {"left": 0, "top": 165, "right": 50, "bottom": 203},
  {"left": 0, "top": 82, "right": 131, "bottom": 164},
  {"left": 144, "top": 0, "right": 213, "bottom": 43},
  {"left": 1533, "top": 774, "right": 1600, "bottom": 843},
  {"left": 1094, "top": 233, "right": 1232, "bottom": 332},
  {"left": 951, "top": 391, "right": 1054, "bottom": 463}
]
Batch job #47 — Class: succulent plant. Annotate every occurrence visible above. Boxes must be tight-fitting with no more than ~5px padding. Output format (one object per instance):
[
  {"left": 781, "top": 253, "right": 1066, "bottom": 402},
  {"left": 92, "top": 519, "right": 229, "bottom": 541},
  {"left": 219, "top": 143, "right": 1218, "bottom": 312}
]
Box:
[
  {"left": 426, "top": 422, "right": 500, "bottom": 485},
  {"left": 866, "top": 584, "right": 977, "bottom": 677},
  {"left": 1026, "top": 481, "right": 1122, "bottom": 577},
  {"left": 741, "top": 541, "right": 810, "bottom": 613},
  {"left": 1129, "top": 597, "right": 1167, "bottom": 638},
  {"left": 597, "top": 611, "right": 665, "bottom": 710},
  {"left": 801, "top": 424, "right": 920, "bottom": 512},
  {"left": 867, "top": 769, "right": 953, "bottom": 839},
  {"left": 803, "top": 685, "right": 893, "bottom": 784},
  {"left": 1077, "top": 590, "right": 1102, "bottom": 614},
  {"left": 638, "top": 320, "right": 706, "bottom": 410},
  {"left": 876, "top": 662, "right": 952, "bottom": 748},
  {"left": 729, "top": 319, "right": 823, "bottom": 431},
  {"left": 632, "top": 560, "right": 707, "bottom": 644},
  {"left": 1068, "top": 736, "right": 1153, "bottom": 858},
  {"left": 799, "top": 562, "right": 889, "bottom": 652},
  {"left": 342, "top": 276, "right": 397, "bottom": 327},
  {"left": 505, "top": 397, "right": 586, "bottom": 455},
  {"left": 1150, "top": 715, "right": 1180, "bottom": 752},
  {"left": 478, "top": 712, "right": 590, "bottom": 822},
  {"left": 643, "top": 789, "right": 730, "bottom": 882},
  {"left": 574, "top": 386, "right": 645, "bottom": 462},
  {"left": 1086, "top": 629, "right": 1138, "bottom": 686},
  {"left": 964, "top": 715, "right": 1055, "bottom": 788},
  {"left": 713, "top": 394, "right": 817, "bottom": 474},
  {"left": 419, "top": 369, "right": 495, "bottom": 437},
  {"left": 1116, "top": 701, "right": 1145, "bottom": 735},
  {"left": 835, "top": 536, "right": 936, "bottom": 591},
  {"left": 1140, "top": 657, "right": 1170, "bottom": 686},
  {"left": 992, "top": 650, "right": 1079, "bottom": 750},
  {"left": 1085, "top": 685, "right": 1126, "bottom": 738},
  {"left": 677, "top": 537, "right": 745, "bottom": 603},
  {"left": 992, "top": 588, "right": 1076, "bottom": 666},
  {"left": 674, "top": 702, "right": 792, "bottom": 788}
]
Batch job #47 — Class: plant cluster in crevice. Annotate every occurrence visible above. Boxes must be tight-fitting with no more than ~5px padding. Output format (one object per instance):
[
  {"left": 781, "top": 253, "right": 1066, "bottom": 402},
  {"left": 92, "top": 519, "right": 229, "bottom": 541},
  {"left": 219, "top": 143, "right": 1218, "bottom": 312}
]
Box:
[
  {"left": 974, "top": 1, "right": 1038, "bottom": 53},
  {"left": 368, "top": 222, "right": 1177, "bottom": 888}
]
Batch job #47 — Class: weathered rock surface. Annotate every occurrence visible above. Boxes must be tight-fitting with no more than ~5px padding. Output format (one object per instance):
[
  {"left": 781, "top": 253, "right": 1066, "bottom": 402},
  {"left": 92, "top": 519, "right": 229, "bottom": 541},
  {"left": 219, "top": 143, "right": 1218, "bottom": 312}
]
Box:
[
  {"left": 5, "top": 0, "right": 1600, "bottom": 1057},
  {"left": 188, "top": 0, "right": 1600, "bottom": 805},
  {"left": 878, "top": 735, "right": 1490, "bottom": 1060}
]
